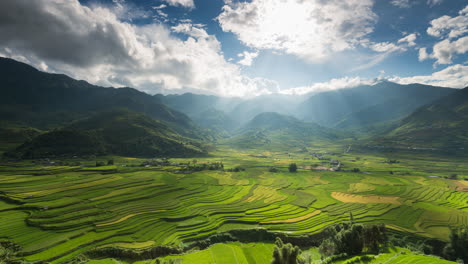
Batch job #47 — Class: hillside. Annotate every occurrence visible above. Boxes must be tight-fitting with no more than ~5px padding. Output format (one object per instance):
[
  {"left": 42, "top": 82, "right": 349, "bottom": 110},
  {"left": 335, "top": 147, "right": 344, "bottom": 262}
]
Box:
[
  {"left": 297, "top": 81, "right": 454, "bottom": 128},
  {"left": 224, "top": 112, "right": 341, "bottom": 148},
  {"left": 191, "top": 108, "right": 239, "bottom": 136},
  {"left": 376, "top": 87, "right": 468, "bottom": 149},
  {"left": 5, "top": 109, "right": 207, "bottom": 159},
  {"left": 0, "top": 57, "right": 207, "bottom": 140}
]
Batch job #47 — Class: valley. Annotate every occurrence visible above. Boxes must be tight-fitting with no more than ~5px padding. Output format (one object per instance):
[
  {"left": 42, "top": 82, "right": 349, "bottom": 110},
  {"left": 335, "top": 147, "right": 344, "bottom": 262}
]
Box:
[{"left": 0, "top": 58, "right": 467, "bottom": 264}]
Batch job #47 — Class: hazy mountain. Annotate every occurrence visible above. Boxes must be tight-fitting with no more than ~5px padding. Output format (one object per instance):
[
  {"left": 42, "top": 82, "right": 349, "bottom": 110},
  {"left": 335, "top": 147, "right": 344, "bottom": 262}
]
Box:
[
  {"left": 376, "top": 87, "right": 468, "bottom": 149},
  {"left": 297, "top": 81, "right": 454, "bottom": 128},
  {"left": 225, "top": 112, "right": 341, "bottom": 148},
  {"left": 0, "top": 57, "right": 207, "bottom": 140},
  {"left": 6, "top": 109, "right": 207, "bottom": 159},
  {"left": 191, "top": 108, "right": 239, "bottom": 136}
]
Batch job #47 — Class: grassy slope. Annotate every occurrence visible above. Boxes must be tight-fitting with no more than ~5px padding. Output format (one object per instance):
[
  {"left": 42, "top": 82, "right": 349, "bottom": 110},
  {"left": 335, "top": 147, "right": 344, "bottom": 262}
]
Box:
[
  {"left": 376, "top": 87, "right": 468, "bottom": 149},
  {"left": 5, "top": 109, "right": 207, "bottom": 159},
  {"left": 0, "top": 142, "right": 466, "bottom": 263}
]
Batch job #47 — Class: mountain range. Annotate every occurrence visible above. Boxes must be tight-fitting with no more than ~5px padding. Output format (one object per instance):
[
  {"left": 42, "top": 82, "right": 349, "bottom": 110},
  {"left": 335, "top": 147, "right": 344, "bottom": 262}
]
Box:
[{"left": 0, "top": 57, "right": 465, "bottom": 157}]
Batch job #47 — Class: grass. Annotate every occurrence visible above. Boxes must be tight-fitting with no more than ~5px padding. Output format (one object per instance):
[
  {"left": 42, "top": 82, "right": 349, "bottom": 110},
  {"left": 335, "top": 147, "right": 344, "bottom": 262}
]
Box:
[{"left": 0, "top": 143, "right": 466, "bottom": 263}]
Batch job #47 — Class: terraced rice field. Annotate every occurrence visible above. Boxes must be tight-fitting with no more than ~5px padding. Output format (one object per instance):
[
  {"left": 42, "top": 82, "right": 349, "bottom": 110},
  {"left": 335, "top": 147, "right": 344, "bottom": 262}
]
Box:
[{"left": 0, "top": 148, "right": 467, "bottom": 263}]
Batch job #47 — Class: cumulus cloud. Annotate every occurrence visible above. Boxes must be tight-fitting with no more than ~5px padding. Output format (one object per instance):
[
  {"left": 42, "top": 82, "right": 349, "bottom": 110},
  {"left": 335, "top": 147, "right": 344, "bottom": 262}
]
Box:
[
  {"left": 237, "top": 51, "right": 259, "bottom": 66},
  {"left": 0, "top": 0, "right": 276, "bottom": 97},
  {"left": 419, "top": 36, "right": 468, "bottom": 65},
  {"left": 430, "top": 36, "right": 468, "bottom": 65},
  {"left": 427, "top": 6, "right": 468, "bottom": 39},
  {"left": 282, "top": 64, "right": 467, "bottom": 96},
  {"left": 217, "top": 0, "right": 377, "bottom": 62},
  {"left": 421, "top": 5, "right": 468, "bottom": 66},
  {"left": 280, "top": 77, "right": 377, "bottom": 95},
  {"left": 418, "top": 48, "right": 430, "bottom": 61},
  {"left": 391, "top": 0, "right": 412, "bottom": 8},
  {"left": 389, "top": 64, "right": 468, "bottom": 88},
  {"left": 162, "top": 0, "right": 194, "bottom": 8},
  {"left": 398, "top": 33, "right": 417, "bottom": 47}
]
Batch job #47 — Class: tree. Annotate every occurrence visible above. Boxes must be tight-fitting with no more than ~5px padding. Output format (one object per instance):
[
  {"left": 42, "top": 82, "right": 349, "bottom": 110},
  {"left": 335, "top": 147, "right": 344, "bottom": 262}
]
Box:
[
  {"left": 271, "top": 238, "right": 303, "bottom": 264},
  {"left": 319, "top": 222, "right": 387, "bottom": 258},
  {"left": 288, "top": 163, "right": 297, "bottom": 173},
  {"left": 443, "top": 226, "right": 468, "bottom": 263},
  {"left": 107, "top": 159, "right": 114, "bottom": 165}
]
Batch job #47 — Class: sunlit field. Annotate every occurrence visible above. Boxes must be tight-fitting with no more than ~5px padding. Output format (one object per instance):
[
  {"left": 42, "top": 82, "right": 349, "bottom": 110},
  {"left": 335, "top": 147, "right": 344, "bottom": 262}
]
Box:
[{"left": 1, "top": 142, "right": 466, "bottom": 263}]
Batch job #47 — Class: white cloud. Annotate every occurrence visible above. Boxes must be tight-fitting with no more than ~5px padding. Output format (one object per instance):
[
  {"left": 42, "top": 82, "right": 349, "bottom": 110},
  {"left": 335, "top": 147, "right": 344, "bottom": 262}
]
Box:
[
  {"left": 280, "top": 77, "right": 377, "bottom": 95},
  {"left": 171, "top": 23, "right": 209, "bottom": 38},
  {"left": 162, "top": 0, "right": 194, "bottom": 8},
  {"left": 217, "top": 0, "right": 377, "bottom": 62},
  {"left": 237, "top": 51, "right": 258, "bottom": 66},
  {"left": 391, "top": 0, "right": 412, "bottom": 8},
  {"left": 370, "top": 42, "right": 405, "bottom": 53},
  {"left": 153, "top": 4, "right": 167, "bottom": 9},
  {"left": 0, "top": 0, "right": 278, "bottom": 97},
  {"left": 398, "top": 33, "right": 417, "bottom": 47},
  {"left": 431, "top": 36, "right": 468, "bottom": 65},
  {"left": 427, "top": 0, "right": 443, "bottom": 7},
  {"left": 418, "top": 47, "right": 430, "bottom": 61},
  {"left": 427, "top": 6, "right": 468, "bottom": 39},
  {"left": 421, "top": 5, "right": 468, "bottom": 66},
  {"left": 389, "top": 64, "right": 468, "bottom": 88},
  {"left": 282, "top": 64, "right": 468, "bottom": 96}
]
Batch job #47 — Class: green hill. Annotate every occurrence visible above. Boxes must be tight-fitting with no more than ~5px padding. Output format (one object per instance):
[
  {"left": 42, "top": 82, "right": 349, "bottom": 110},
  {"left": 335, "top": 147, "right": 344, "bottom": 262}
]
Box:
[
  {"left": 6, "top": 109, "right": 207, "bottom": 159},
  {"left": 375, "top": 87, "right": 468, "bottom": 150},
  {"left": 225, "top": 112, "right": 341, "bottom": 148},
  {"left": 0, "top": 57, "right": 207, "bottom": 140},
  {"left": 297, "top": 81, "right": 454, "bottom": 128}
]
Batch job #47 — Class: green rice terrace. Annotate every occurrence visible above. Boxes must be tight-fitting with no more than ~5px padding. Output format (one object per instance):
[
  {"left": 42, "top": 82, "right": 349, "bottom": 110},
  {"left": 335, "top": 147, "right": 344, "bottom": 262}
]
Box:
[{"left": 0, "top": 143, "right": 467, "bottom": 263}]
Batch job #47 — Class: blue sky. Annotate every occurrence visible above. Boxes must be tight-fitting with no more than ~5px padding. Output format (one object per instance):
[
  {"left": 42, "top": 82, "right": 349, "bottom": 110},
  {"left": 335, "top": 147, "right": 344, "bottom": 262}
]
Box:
[{"left": 0, "top": 0, "right": 466, "bottom": 96}]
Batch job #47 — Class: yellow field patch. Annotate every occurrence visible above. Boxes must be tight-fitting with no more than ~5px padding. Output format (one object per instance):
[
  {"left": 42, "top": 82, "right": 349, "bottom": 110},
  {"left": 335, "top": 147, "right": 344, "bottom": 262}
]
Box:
[
  {"left": 209, "top": 171, "right": 249, "bottom": 185},
  {"left": 331, "top": 192, "right": 401, "bottom": 204},
  {"left": 245, "top": 186, "right": 287, "bottom": 203},
  {"left": 96, "top": 210, "right": 165, "bottom": 227},
  {"left": 305, "top": 176, "right": 329, "bottom": 185},
  {"left": 261, "top": 210, "right": 321, "bottom": 224},
  {"left": 100, "top": 240, "right": 155, "bottom": 249},
  {"left": 455, "top": 180, "right": 468, "bottom": 192},
  {"left": 348, "top": 182, "right": 376, "bottom": 193}
]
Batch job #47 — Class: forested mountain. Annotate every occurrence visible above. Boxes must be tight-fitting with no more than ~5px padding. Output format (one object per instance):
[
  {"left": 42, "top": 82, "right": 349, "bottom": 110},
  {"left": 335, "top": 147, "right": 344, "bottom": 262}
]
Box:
[
  {"left": 0, "top": 57, "right": 207, "bottom": 140},
  {"left": 156, "top": 82, "right": 454, "bottom": 132},
  {"left": 297, "top": 81, "right": 455, "bottom": 128},
  {"left": 225, "top": 112, "right": 341, "bottom": 148},
  {"left": 5, "top": 109, "right": 207, "bottom": 159},
  {"left": 0, "top": 57, "right": 211, "bottom": 157},
  {"left": 376, "top": 87, "right": 468, "bottom": 149}
]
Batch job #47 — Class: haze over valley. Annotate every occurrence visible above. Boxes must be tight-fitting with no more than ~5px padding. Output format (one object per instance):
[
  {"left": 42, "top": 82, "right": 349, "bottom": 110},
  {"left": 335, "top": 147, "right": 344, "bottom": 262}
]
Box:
[{"left": 0, "top": 0, "right": 467, "bottom": 263}]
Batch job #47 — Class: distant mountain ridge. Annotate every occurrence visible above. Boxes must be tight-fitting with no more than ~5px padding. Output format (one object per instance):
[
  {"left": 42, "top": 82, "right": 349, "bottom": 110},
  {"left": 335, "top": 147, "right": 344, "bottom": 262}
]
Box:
[
  {"left": 297, "top": 81, "right": 455, "bottom": 128},
  {"left": 6, "top": 109, "right": 207, "bottom": 159},
  {"left": 376, "top": 87, "right": 468, "bottom": 150},
  {"left": 224, "top": 112, "right": 341, "bottom": 148},
  {"left": 0, "top": 57, "right": 211, "bottom": 157},
  {"left": 156, "top": 82, "right": 455, "bottom": 132},
  {"left": 0, "top": 57, "right": 207, "bottom": 140}
]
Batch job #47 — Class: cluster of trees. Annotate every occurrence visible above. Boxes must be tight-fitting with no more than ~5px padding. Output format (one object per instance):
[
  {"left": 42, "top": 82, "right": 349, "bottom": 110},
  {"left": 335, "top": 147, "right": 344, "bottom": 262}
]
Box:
[
  {"left": 270, "top": 220, "right": 387, "bottom": 264},
  {"left": 288, "top": 163, "right": 297, "bottom": 172},
  {"left": 185, "top": 161, "right": 224, "bottom": 172},
  {"left": 443, "top": 227, "right": 468, "bottom": 263},
  {"left": 226, "top": 166, "right": 246, "bottom": 172},
  {"left": 318, "top": 222, "right": 387, "bottom": 257},
  {"left": 271, "top": 238, "right": 303, "bottom": 264},
  {"left": 0, "top": 241, "right": 22, "bottom": 264}
]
